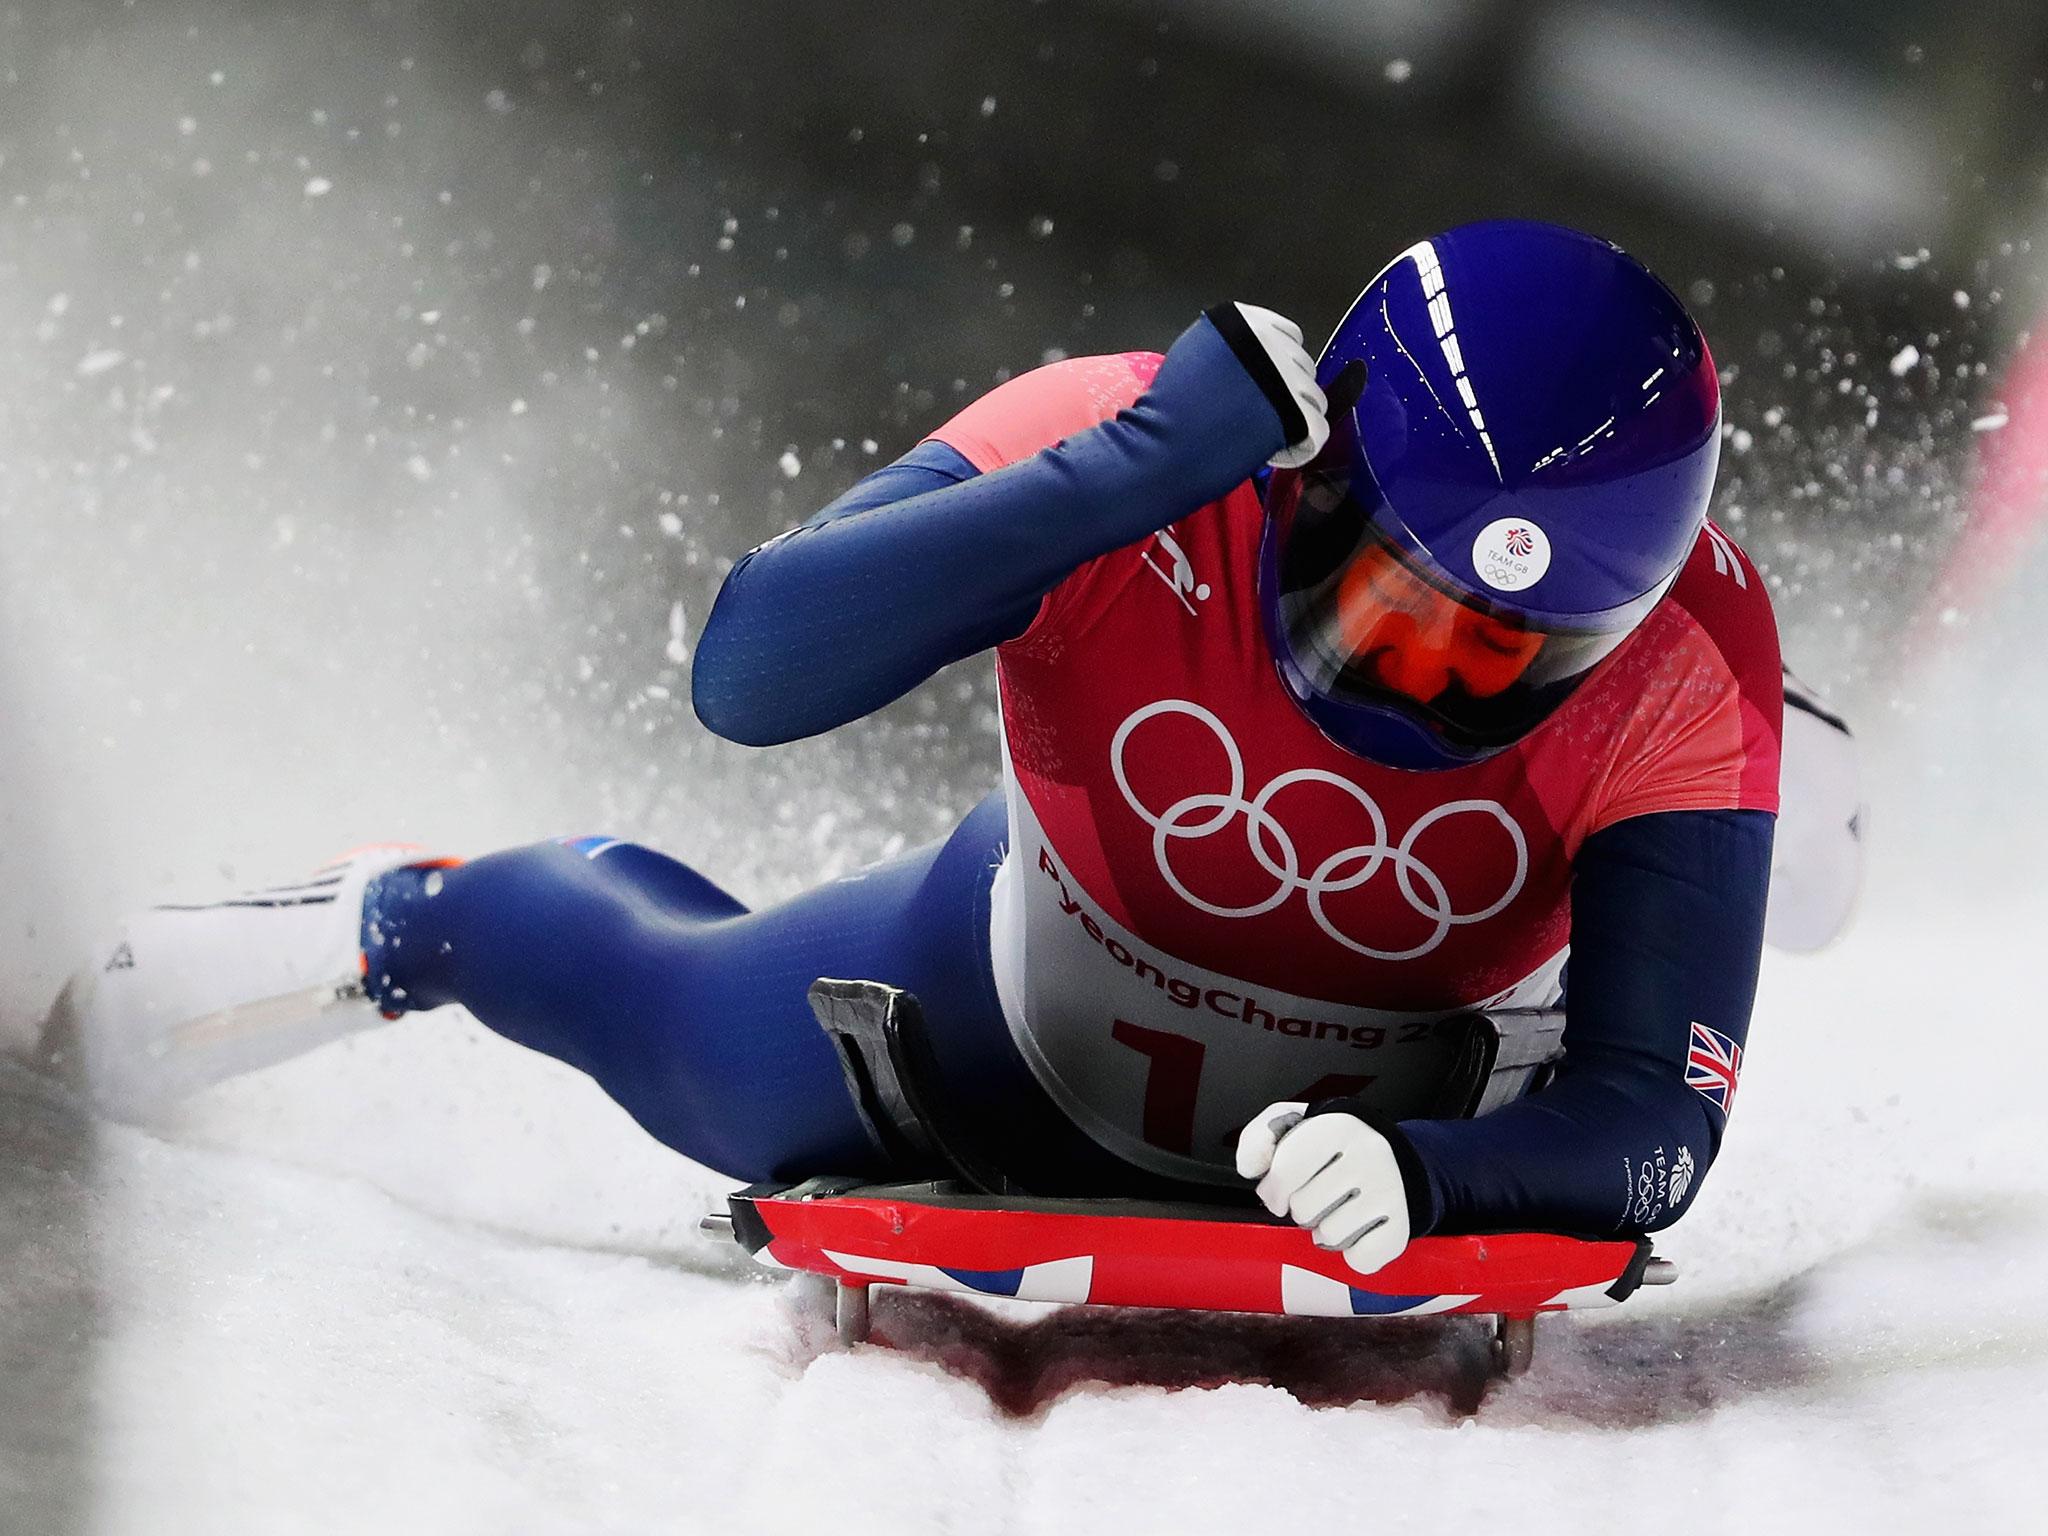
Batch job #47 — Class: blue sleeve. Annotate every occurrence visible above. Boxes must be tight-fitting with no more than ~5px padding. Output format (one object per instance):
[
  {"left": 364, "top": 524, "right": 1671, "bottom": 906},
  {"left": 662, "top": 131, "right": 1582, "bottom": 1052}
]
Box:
[
  {"left": 1386, "top": 808, "right": 1773, "bottom": 1237},
  {"left": 691, "top": 313, "right": 1298, "bottom": 746}
]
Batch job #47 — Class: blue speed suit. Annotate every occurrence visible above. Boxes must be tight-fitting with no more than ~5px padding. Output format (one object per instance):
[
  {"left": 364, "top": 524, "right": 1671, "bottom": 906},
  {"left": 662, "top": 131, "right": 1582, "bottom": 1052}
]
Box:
[{"left": 364, "top": 312, "right": 1775, "bottom": 1238}]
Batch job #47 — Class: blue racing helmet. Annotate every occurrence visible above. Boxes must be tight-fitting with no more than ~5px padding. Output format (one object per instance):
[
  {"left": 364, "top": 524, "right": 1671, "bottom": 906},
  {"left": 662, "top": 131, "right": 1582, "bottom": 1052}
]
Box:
[{"left": 1259, "top": 220, "right": 1721, "bottom": 771}]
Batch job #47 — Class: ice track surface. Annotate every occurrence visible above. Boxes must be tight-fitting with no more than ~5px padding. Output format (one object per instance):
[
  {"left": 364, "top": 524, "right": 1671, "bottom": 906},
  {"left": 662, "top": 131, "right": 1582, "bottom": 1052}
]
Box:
[{"left": 1, "top": 874, "right": 2043, "bottom": 1534}]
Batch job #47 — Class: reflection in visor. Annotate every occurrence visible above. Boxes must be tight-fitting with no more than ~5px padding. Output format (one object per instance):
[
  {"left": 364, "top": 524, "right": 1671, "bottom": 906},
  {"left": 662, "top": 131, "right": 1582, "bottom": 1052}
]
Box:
[
  {"left": 1265, "top": 440, "right": 1665, "bottom": 756},
  {"left": 1333, "top": 545, "right": 1547, "bottom": 706}
]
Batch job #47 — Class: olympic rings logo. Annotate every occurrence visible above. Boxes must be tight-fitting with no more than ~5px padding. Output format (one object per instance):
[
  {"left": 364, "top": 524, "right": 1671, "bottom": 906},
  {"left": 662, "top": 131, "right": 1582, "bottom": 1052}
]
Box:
[{"left": 1109, "top": 699, "right": 1528, "bottom": 961}]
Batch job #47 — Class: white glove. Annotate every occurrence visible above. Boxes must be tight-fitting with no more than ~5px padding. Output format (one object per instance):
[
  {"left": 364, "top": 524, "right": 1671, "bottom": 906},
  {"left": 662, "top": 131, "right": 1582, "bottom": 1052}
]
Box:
[
  {"left": 1228, "top": 303, "right": 1330, "bottom": 469},
  {"left": 1235, "top": 1100, "right": 1411, "bottom": 1275}
]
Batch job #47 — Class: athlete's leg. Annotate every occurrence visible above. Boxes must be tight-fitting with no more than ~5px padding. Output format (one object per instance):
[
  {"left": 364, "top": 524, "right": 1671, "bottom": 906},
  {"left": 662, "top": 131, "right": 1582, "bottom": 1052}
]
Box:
[
  {"left": 362, "top": 795, "right": 1034, "bottom": 1182},
  {"left": 543, "top": 835, "right": 753, "bottom": 921}
]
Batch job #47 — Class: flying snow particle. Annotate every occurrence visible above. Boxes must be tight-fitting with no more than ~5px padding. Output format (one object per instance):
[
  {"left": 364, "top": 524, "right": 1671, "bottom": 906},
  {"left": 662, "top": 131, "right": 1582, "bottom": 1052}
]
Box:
[
  {"left": 1028, "top": 215, "right": 1054, "bottom": 238},
  {"left": 980, "top": 96, "right": 998, "bottom": 117},
  {"left": 1888, "top": 344, "right": 1920, "bottom": 376},
  {"left": 405, "top": 454, "right": 433, "bottom": 481},
  {"left": 1971, "top": 410, "right": 2010, "bottom": 432},
  {"left": 304, "top": 177, "right": 333, "bottom": 197},
  {"left": 1384, "top": 58, "right": 1413, "bottom": 83},
  {"left": 76, "top": 350, "right": 125, "bottom": 377},
  {"left": 778, "top": 449, "right": 802, "bottom": 478},
  {"left": 1953, "top": 290, "right": 1972, "bottom": 310},
  {"left": 666, "top": 601, "right": 691, "bottom": 664}
]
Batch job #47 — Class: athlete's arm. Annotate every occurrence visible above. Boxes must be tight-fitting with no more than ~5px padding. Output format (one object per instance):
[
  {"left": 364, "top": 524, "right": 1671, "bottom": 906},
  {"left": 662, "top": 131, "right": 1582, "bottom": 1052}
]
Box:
[
  {"left": 1344, "top": 807, "right": 1774, "bottom": 1237},
  {"left": 692, "top": 307, "right": 1322, "bottom": 746}
]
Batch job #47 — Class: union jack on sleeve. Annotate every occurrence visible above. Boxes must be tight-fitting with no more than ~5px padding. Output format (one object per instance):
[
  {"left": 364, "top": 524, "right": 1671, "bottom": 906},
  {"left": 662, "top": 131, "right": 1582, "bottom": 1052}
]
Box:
[{"left": 1685, "top": 1021, "right": 1743, "bottom": 1114}]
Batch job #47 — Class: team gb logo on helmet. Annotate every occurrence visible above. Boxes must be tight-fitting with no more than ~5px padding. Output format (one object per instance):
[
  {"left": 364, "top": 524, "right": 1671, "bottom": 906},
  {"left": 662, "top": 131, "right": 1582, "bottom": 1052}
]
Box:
[
  {"left": 1473, "top": 517, "right": 1552, "bottom": 592},
  {"left": 1110, "top": 699, "right": 1529, "bottom": 961}
]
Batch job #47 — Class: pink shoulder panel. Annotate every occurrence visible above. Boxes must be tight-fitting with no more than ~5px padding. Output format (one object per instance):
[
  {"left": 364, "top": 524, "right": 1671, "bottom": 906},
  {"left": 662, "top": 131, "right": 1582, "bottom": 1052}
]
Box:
[
  {"left": 1584, "top": 525, "right": 1785, "bottom": 833},
  {"left": 926, "top": 352, "right": 1161, "bottom": 473}
]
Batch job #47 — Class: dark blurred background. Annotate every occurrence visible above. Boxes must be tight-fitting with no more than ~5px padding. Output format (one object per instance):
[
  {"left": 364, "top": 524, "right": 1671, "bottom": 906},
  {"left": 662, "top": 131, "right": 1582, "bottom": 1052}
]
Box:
[{"left": 6, "top": 0, "right": 2046, "bottom": 914}]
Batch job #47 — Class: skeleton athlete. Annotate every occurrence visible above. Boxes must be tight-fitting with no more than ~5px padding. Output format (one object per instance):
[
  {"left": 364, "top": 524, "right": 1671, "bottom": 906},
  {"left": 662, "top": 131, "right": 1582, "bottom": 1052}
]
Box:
[{"left": 51, "top": 221, "right": 1860, "bottom": 1271}]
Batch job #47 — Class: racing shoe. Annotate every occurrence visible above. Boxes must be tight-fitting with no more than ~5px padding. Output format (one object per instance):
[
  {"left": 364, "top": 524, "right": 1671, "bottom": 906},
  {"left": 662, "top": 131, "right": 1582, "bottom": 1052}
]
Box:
[{"left": 39, "top": 846, "right": 445, "bottom": 1119}]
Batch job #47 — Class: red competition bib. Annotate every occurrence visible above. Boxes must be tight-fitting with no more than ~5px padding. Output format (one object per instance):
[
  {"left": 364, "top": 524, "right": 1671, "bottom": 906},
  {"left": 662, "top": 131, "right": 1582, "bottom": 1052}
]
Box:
[{"left": 936, "top": 355, "right": 1781, "bottom": 1181}]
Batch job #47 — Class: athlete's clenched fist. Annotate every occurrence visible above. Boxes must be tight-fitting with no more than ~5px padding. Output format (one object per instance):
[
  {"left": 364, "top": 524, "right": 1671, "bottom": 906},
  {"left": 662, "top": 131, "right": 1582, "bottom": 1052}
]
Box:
[
  {"left": 1235, "top": 1101, "right": 1410, "bottom": 1275},
  {"left": 1203, "top": 302, "right": 1330, "bottom": 469}
]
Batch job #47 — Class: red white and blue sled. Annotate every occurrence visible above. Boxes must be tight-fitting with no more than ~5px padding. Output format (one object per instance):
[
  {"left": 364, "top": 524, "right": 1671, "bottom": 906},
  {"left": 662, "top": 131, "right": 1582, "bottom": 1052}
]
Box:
[{"left": 701, "top": 981, "right": 1675, "bottom": 1376}]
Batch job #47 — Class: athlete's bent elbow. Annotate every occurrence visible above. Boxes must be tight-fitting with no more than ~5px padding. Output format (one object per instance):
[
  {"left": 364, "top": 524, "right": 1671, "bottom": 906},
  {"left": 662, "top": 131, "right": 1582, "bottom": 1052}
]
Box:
[
  {"left": 1625, "top": 1094, "right": 1723, "bottom": 1234},
  {"left": 691, "top": 674, "right": 780, "bottom": 747},
  {"left": 690, "top": 601, "right": 794, "bottom": 747},
  {"left": 690, "top": 652, "right": 804, "bottom": 748}
]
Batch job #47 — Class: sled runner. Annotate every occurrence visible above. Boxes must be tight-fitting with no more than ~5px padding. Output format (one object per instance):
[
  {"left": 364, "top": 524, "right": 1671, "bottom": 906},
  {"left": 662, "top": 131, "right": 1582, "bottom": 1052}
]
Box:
[{"left": 699, "top": 980, "right": 1676, "bottom": 1376}]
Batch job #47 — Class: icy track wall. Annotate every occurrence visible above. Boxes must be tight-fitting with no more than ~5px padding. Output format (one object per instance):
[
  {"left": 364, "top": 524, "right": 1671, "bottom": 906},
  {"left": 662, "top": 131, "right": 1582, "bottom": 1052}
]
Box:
[{"left": 1, "top": 2, "right": 2047, "bottom": 1532}]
